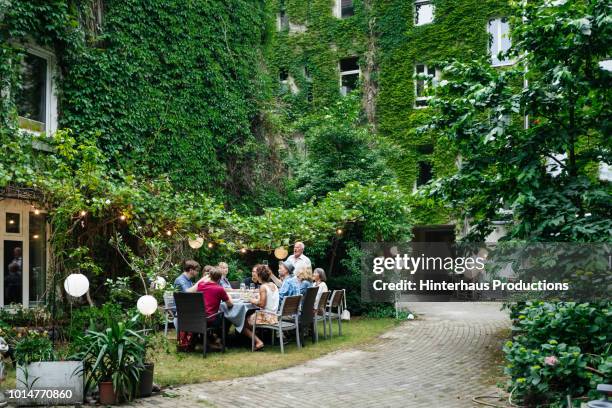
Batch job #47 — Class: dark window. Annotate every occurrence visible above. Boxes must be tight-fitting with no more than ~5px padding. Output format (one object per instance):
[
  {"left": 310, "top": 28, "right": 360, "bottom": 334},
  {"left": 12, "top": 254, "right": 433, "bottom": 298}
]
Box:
[
  {"left": 279, "top": 68, "right": 289, "bottom": 81},
  {"left": 341, "top": 0, "right": 354, "bottom": 18},
  {"left": 16, "top": 53, "right": 47, "bottom": 132},
  {"left": 417, "top": 161, "right": 433, "bottom": 186},
  {"left": 340, "top": 57, "right": 359, "bottom": 72},
  {"left": 417, "top": 144, "right": 434, "bottom": 155},
  {"left": 6, "top": 213, "right": 20, "bottom": 234}
]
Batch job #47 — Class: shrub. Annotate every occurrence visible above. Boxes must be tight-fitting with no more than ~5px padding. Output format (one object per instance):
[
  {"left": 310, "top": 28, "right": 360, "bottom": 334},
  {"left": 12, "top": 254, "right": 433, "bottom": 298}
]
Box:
[
  {"left": 13, "top": 330, "right": 54, "bottom": 365},
  {"left": 503, "top": 301, "right": 611, "bottom": 406}
]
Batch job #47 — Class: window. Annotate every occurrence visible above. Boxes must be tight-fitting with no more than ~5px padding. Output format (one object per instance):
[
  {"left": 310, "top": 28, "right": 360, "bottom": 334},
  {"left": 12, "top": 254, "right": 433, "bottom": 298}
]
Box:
[
  {"left": 417, "top": 161, "right": 433, "bottom": 186},
  {"left": 334, "top": 0, "right": 354, "bottom": 18},
  {"left": 417, "top": 144, "right": 434, "bottom": 155},
  {"left": 277, "top": 10, "right": 289, "bottom": 31},
  {"left": 488, "top": 18, "right": 512, "bottom": 66},
  {"left": 414, "top": 64, "right": 439, "bottom": 107},
  {"left": 16, "top": 47, "right": 57, "bottom": 134},
  {"left": 415, "top": 0, "right": 434, "bottom": 26},
  {"left": 340, "top": 57, "right": 359, "bottom": 96},
  {"left": 29, "top": 211, "right": 46, "bottom": 304}
]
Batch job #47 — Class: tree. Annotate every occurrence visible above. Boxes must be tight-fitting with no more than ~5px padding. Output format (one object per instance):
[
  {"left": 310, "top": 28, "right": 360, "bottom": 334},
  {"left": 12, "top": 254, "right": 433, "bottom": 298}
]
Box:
[
  {"left": 287, "top": 93, "right": 393, "bottom": 203},
  {"left": 425, "top": 0, "right": 611, "bottom": 242}
]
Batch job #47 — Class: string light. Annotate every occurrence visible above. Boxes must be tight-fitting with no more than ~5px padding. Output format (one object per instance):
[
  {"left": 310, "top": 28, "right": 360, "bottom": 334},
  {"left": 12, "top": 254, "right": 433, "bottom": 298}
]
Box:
[
  {"left": 34, "top": 208, "right": 40, "bottom": 215},
  {"left": 207, "top": 242, "right": 214, "bottom": 249},
  {"left": 240, "top": 248, "right": 247, "bottom": 254},
  {"left": 166, "top": 230, "right": 172, "bottom": 236},
  {"left": 336, "top": 228, "right": 343, "bottom": 236},
  {"left": 119, "top": 214, "right": 127, "bottom": 221},
  {"left": 80, "top": 210, "right": 87, "bottom": 217}
]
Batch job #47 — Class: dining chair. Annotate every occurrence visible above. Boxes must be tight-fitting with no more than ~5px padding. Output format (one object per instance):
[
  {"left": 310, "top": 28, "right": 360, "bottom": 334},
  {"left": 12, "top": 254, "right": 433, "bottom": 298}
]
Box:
[
  {"left": 325, "top": 289, "right": 345, "bottom": 338},
  {"left": 298, "top": 287, "right": 319, "bottom": 345},
  {"left": 313, "top": 290, "right": 331, "bottom": 341},
  {"left": 163, "top": 291, "right": 176, "bottom": 337},
  {"left": 252, "top": 295, "right": 302, "bottom": 354},
  {"left": 173, "top": 292, "right": 225, "bottom": 357}
]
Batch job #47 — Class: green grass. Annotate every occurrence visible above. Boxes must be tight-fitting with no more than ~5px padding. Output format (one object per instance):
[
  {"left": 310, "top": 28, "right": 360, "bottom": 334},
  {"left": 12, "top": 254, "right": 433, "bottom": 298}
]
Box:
[
  {"left": 153, "top": 317, "right": 398, "bottom": 387},
  {"left": 0, "top": 317, "right": 399, "bottom": 390}
]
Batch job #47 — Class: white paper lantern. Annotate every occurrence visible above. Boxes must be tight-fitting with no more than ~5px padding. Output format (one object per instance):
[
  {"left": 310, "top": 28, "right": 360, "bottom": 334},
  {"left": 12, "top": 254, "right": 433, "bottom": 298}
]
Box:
[
  {"left": 407, "top": 313, "right": 415, "bottom": 320},
  {"left": 64, "top": 273, "right": 89, "bottom": 297},
  {"left": 137, "top": 295, "right": 158, "bottom": 316},
  {"left": 188, "top": 236, "right": 204, "bottom": 249},
  {"left": 154, "top": 276, "right": 167, "bottom": 290}
]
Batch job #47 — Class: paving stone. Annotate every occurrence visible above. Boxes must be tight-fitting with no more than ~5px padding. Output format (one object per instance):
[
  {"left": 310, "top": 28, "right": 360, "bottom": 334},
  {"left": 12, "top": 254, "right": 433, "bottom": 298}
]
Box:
[{"left": 133, "top": 302, "right": 509, "bottom": 408}]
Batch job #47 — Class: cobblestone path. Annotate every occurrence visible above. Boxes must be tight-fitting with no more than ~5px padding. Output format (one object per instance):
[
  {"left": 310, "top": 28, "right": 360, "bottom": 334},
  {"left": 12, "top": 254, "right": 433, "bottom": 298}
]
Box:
[{"left": 133, "top": 302, "right": 509, "bottom": 408}]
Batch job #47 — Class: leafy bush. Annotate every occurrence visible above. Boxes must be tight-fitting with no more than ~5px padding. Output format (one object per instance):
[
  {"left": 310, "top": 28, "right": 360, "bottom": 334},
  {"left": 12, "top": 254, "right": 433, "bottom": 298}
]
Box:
[
  {"left": 0, "top": 306, "right": 51, "bottom": 328},
  {"left": 13, "top": 330, "right": 54, "bottom": 365},
  {"left": 503, "top": 301, "right": 611, "bottom": 406},
  {"left": 67, "top": 303, "right": 125, "bottom": 342}
]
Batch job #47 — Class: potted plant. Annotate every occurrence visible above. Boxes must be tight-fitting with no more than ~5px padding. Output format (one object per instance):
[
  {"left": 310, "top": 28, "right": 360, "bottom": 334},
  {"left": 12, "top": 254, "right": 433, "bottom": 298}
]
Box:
[{"left": 74, "top": 316, "right": 145, "bottom": 405}]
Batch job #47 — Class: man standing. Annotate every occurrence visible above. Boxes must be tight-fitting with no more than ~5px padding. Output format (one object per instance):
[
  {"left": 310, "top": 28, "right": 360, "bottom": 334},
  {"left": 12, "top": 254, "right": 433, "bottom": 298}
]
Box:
[
  {"left": 285, "top": 242, "right": 311, "bottom": 272},
  {"left": 174, "top": 260, "right": 200, "bottom": 292}
]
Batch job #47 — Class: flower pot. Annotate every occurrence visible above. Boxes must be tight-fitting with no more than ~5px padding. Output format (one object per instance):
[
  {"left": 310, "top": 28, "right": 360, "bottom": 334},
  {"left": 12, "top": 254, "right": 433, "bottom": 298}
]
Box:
[
  {"left": 98, "top": 381, "right": 117, "bottom": 405},
  {"left": 138, "top": 363, "right": 154, "bottom": 398}
]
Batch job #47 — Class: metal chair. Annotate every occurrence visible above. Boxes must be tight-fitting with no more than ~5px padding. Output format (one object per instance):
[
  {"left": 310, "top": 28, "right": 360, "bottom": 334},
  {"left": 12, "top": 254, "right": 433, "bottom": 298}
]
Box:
[
  {"left": 314, "top": 290, "right": 331, "bottom": 340},
  {"left": 163, "top": 291, "right": 176, "bottom": 337},
  {"left": 325, "top": 289, "right": 345, "bottom": 338},
  {"left": 252, "top": 295, "right": 302, "bottom": 354},
  {"left": 299, "top": 287, "right": 319, "bottom": 344},
  {"left": 173, "top": 292, "right": 225, "bottom": 357}
]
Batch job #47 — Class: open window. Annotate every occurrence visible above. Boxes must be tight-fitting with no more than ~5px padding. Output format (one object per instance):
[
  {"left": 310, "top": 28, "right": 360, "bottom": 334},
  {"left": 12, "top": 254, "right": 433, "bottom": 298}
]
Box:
[
  {"left": 415, "top": 0, "right": 435, "bottom": 26},
  {"left": 339, "top": 57, "right": 360, "bottom": 96},
  {"left": 16, "top": 46, "right": 57, "bottom": 134},
  {"left": 488, "top": 18, "right": 513, "bottom": 66}
]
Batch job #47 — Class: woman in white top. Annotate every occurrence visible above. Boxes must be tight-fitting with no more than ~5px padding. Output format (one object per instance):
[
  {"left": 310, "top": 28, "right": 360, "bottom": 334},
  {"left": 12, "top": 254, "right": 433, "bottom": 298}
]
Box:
[
  {"left": 245, "top": 264, "right": 279, "bottom": 351},
  {"left": 313, "top": 268, "right": 329, "bottom": 310}
]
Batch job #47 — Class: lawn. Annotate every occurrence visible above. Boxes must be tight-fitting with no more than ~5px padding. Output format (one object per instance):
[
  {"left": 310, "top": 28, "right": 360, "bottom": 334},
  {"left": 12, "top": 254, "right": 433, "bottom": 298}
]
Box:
[
  {"left": 0, "top": 317, "right": 399, "bottom": 391},
  {"left": 153, "top": 317, "right": 398, "bottom": 387}
]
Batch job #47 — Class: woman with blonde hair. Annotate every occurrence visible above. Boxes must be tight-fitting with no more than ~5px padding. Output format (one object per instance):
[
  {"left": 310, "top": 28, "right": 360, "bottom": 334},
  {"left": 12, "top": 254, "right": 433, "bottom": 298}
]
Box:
[{"left": 295, "top": 266, "right": 313, "bottom": 296}]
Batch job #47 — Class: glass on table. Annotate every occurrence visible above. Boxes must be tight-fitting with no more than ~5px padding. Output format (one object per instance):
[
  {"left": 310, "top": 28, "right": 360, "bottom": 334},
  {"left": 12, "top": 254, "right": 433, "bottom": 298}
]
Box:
[{"left": 240, "top": 282, "right": 246, "bottom": 290}]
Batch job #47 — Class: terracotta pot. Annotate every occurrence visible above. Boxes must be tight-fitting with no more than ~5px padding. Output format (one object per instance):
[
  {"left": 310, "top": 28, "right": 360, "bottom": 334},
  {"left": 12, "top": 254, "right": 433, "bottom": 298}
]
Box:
[
  {"left": 138, "top": 363, "right": 154, "bottom": 398},
  {"left": 98, "top": 381, "right": 117, "bottom": 405}
]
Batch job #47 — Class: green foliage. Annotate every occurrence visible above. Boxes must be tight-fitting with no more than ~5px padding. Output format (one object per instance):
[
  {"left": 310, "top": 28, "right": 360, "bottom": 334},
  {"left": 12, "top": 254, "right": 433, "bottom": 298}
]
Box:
[
  {"left": 503, "top": 301, "right": 611, "bottom": 406},
  {"left": 73, "top": 315, "right": 145, "bottom": 401},
  {"left": 287, "top": 94, "right": 393, "bottom": 202},
  {"left": 1, "top": 0, "right": 283, "bottom": 203},
  {"left": 0, "top": 306, "right": 51, "bottom": 328},
  {"left": 13, "top": 330, "right": 54, "bottom": 365},
  {"left": 67, "top": 302, "right": 125, "bottom": 343},
  {"left": 426, "top": 0, "right": 612, "bottom": 241}
]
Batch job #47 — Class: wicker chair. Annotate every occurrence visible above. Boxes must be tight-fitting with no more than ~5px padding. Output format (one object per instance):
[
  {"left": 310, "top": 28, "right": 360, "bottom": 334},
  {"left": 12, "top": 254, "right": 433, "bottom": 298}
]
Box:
[
  {"left": 252, "top": 295, "right": 302, "bottom": 354},
  {"left": 325, "top": 289, "right": 345, "bottom": 338},
  {"left": 314, "top": 290, "right": 331, "bottom": 340},
  {"left": 174, "top": 292, "right": 225, "bottom": 357}
]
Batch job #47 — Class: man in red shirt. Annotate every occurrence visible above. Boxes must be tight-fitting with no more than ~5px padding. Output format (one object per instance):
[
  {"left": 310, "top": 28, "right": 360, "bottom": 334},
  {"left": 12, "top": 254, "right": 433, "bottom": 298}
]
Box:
[{"left": 197, "top": 267, "right": 233, "bottom": 333}]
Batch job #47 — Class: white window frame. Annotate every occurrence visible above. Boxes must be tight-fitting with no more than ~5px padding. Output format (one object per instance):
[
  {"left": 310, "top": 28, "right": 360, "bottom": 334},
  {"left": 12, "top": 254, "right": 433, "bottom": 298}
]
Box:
[
  {"left": 17, "top": 44, "right": 58, "bottom": 136},
  {"left": 277, "top": 11, "right": 289, "bottom": 31},
  {"left": 333, "top": 0, "right": 354, "bottom": 19},
  {"left": 339, "top": 57, "right": 360, "bottom": 96},
  {"left": 488, "top": 18, "right": 514, "bottom": 67},
  {"left": 414, "top": 64, "right": 440, "bottom": 108},
  {"left": 414, "top": 0, "right": 435, "bottom": 26}
]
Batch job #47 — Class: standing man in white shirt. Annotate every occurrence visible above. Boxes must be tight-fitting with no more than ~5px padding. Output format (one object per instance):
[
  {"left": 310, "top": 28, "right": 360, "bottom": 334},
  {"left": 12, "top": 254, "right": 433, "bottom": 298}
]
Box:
[{"left": 286, "top": 241, "right": 311, "bottom": 273}]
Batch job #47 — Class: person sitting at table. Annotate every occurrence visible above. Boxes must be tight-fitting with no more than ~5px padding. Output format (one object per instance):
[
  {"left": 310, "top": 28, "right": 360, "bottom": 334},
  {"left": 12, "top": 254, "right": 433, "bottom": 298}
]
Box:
[
  {"left": 313, "top": 268, "right": 329, "bottom": 310},
  {"left": 243, "top": 264, "right": 279, "bottom": 351},
  {"left": 277, "top": 261, "right": 299, "bottom": 307},
  {"left": 217, "top": 262, "right": 232, "bottom": 289},
  {"left": 197, "top": 268, "right": 233, "bottom": 349},
  {"left": 295, "top": 266, "right": 313, "bottom": 296},
  {"left": 243, "top": 266, "right": 260, "bottom": 289},
  {"left": 174, "top": 260, "right": 200, "bottom": 292}
]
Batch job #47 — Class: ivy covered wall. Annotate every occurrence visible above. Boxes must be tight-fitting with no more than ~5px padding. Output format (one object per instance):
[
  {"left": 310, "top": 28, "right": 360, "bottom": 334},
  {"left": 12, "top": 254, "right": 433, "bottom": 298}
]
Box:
[
  {"left": 1, "top": 0, "right": 281, "bottom": 209},
  {"left": 269, "top": 0, "right": 510, "bottom": 224}
]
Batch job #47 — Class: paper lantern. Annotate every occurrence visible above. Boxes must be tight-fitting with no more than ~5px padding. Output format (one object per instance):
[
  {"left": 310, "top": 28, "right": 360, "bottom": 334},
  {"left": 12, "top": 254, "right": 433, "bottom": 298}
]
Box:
[
  {"left": 188, "top": 236, "right": 204, "bottom": 249},
  {"left": 274, "top": 246, "right": 288, "bottom": 260},
  {"left": 64, "top": 273, "right": 90, "bottom": 297},
  {"left": 137, "top": 295, "right": 158, "bottom": 316},
  {"left": 154, "top": 276, "right": 167, "bottom": 290}
]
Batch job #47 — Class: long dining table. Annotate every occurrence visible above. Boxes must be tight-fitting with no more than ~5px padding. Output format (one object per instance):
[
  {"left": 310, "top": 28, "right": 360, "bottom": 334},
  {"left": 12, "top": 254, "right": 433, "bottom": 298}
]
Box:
[{"left": 219, "top": 289, "right": 259, "bottom": 332}]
